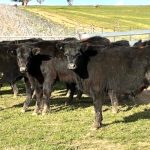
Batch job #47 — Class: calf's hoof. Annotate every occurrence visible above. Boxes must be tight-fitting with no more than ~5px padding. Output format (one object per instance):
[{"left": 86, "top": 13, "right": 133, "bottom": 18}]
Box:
[
  {"left": 42, "top": 112, "right": 48, "bottom": 116},
  {"left": 32, "top": 112, "right": 39, "bottom": 116},
  {"left": 65, "top": 101, "right": 69, "bottom": 106},
  {"left": 65, "top": 100, "right": 72, "bottom": 106},
  {"left": 42, "top": 109, "right": 50, "bottom": 116},
  {"left": 112, "top": 108, "right": 119, "bottom": 114},
  {"left": 92, "top": 122, "right": 102, "bottom": 130},
  {"left": 21, "top": 106, "right": 28, "bottom": 113},
  {"left": 32, "top": 109, "right": 42, "bottom": 115},
  {"left": 13, "top": 95, "right": 17, "bottom": 98},
  {"left": 21, "top": 109, "right": 26, "bottom": 113}
]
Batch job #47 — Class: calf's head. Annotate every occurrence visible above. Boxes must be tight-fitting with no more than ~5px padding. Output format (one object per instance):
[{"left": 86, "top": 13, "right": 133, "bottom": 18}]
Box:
[
  {"left": 16, "top": 45, "right": 40, "bottom": 73},
  {"left": 57, "top": 41, "right": 85, "bottom": 70}
]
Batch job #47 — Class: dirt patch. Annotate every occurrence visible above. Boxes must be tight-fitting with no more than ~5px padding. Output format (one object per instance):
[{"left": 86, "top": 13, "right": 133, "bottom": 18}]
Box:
[{"left": 0, "top": 5, "right": 71, "bottom": 39}]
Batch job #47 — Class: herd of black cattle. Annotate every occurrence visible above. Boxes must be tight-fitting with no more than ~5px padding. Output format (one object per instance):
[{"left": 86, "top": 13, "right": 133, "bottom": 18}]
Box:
[{"left": 0, "top": 36, "right": 150, "bottom": 129}]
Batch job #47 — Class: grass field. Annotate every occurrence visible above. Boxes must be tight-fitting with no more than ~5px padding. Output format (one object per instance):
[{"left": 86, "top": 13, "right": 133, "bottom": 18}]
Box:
[
  {"left": 23, "top": 6, "right": 150, "bottom": 31},
  {"left": 0, "top": 83, "right": 150, "bottom": 150}
]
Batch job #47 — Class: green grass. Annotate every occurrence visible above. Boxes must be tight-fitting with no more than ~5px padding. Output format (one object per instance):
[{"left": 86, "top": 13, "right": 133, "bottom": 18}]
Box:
[
  {"left": 23, "top": 6, "right": 150, "bottom": 31},
  {"left": 0, "top": 84, "right": 150, "bottom": 150}
]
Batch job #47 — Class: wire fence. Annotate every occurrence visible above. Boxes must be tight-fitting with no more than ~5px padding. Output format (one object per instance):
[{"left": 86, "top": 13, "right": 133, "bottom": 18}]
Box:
[{"left": 0, "top": 29, "right": 149, "bottom": 46}]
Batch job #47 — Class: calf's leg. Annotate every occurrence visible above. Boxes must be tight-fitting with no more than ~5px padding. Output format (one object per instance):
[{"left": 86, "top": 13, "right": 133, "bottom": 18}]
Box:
[
  {"left": 108, "top": 90, "right": 119, "bottom": 114},
  {"left": 26, "top": 74, "right": 43, "bottom": 115},
  {"left": 22, "top": 77, "right": 33, "bottom": 113},
  {"left": 33, "top": 85, "right": 43, "bottom": 115},
  {"left": 76, "top": 90, "right": 82, "bottom": 100},
  {"left": 65, "top": 83, "right": 75, "bottom": 105},
  {"left": 42, "top": 83, "right": 51, "bottom": 115},
  {"left": 11, "top": 83, "right": 19, "bottom": 98},
  {"left": 91, "top": 91, "right": 103, "bottom": 129},
  {"left": 0, "top": 84, "right": 2, "bottom": 97},
  {"left": 42, "top": 75, "right": 56, "bottom": 115}
]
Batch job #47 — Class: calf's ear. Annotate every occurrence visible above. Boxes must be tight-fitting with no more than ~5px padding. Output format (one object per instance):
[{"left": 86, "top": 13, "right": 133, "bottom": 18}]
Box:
[
  {"left": 56, "top": 42, "right": 64, "bottom": 51},
  {"left": 8, "top": 49, "right": 16, "bottom": 56},
  {"left": 32, "top": 48, "right": 41, "bottom": 55},
  {"left": 80, "top": 43, "right": 89, "bottom": 52}
]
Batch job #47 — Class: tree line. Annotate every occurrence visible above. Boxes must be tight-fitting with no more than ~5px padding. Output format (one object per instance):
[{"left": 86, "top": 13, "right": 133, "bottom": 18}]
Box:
[{"left": 11, "top": 0, "right": 73, "bottom": 6}]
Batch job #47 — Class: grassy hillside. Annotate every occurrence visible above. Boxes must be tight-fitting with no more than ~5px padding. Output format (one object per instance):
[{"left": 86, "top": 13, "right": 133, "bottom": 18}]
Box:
[
  {"left": 0, "top": 85, "right": 150, "bottom": 150},
  {"left": 23, "top": 6, "right": 150, "bottom": 31}
]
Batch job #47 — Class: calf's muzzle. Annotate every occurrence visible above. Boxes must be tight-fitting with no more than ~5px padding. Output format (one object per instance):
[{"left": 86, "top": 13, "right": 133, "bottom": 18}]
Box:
[
  {"left": 67, "top": 63, "right": 77, "bottom": 70},
  {"left": 20, "top": 67, "right": 27, "bottom": 73}
]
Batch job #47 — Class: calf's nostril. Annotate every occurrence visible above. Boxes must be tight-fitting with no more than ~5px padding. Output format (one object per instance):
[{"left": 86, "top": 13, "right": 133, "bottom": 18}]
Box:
[
  {"left": 67, "top": 63, "right": 77, "bottom": 69},
  {"left": 20, "top": 67, "right": 26, "bottom": 72},
  {"left": 73, "top": 64, "right": 76, "bottom": 69}
]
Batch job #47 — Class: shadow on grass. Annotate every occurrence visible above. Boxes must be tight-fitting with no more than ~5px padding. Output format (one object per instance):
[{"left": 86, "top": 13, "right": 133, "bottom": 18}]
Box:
[
  {"left": 0, "top": 88, "right": 26, "bottom": 96},
  {"left": 0, "top": 89, "right": 13, "bottom": 95},
  {"left": 0, "top": 107, "right": 4, "bottom": 111},
  {"left": 0, "top": 99, "right": 36, "bottom": 112},
  {"left": 0, "top": 96, "right": 92, "bottom": 112},
  {"left": 0, "top": 93, "right": 143, "bottom": 113},
  {"left": 111, "top": 108, "right": 150, "bottom": 125},
  {"left": 51, "top": 97, "right": 93, "bottom": 112},
  {"left": 1, "top": 97, "right": 149, "bottom": 126},
  {"left": 123, "top": 108, "right": 150, "bottom": 123}
]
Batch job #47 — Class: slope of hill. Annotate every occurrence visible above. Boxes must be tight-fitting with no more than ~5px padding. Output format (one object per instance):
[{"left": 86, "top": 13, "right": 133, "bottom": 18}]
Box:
[
  {"left": 0, "top": 5, "right": 149, "bottom": 40},
  {"left": 24, "top": 5, "right": 150, "bottom": 32}
]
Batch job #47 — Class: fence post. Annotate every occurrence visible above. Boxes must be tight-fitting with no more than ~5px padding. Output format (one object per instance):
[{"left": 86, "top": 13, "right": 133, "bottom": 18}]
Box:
[
  {"left": 101, "top": 27, "right": 103, "bottom": 33},
  {"left": 129, "top": 27, "right": 132, "bottom": 41},
  {"left": 113, "top": 27, "right": 116, "bottom": 42}
]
